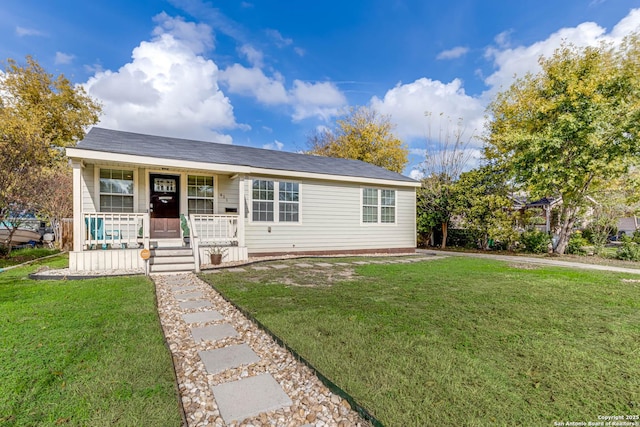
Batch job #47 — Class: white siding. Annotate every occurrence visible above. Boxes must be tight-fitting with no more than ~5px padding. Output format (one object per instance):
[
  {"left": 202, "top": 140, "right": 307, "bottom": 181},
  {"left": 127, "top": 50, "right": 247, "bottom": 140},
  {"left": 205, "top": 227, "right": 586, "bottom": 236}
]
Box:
[
  {"left": 137, "top": 168, "right": 148, "bottom": 213},
  {"left": 217, "top": 175, "right": 239, "bottom": 214},
  {"left": 81, "top": 164, "right": 97, "bottom": 212},
  {"left": 245, "top": 176, "right": 416, "bottom": 254}
]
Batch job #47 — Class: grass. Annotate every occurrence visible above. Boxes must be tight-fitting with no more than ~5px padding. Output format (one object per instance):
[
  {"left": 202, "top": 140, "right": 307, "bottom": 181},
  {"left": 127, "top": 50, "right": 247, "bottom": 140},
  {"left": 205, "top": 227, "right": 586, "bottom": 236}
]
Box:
[
  {"left": 0, "top": 248, "right": 60, "bottom": 268},
  {"left": 202, "top": 256, "right": 640, "bottom": 426},
  {"left": 0, "top": 255, "right": 182, "bottom": 426}
]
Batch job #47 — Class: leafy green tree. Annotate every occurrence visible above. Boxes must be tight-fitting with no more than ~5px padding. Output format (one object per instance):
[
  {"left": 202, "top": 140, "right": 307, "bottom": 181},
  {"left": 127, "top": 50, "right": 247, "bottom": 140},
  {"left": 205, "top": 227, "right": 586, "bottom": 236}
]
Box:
[
  {"left": 485, "top": 35, "right": 640, "bottom": 254},
  {"left": 307, "top": 106, "right": 408, "bottom": 173},
  {"left": 453, "top": 164, "right": 518, "bottom": 250},
  {"left": 0, "top": 56, "right": 101, "bottom": 252},
  {"left": 416, "top": 114, "right": 475, "bottom": 248}
]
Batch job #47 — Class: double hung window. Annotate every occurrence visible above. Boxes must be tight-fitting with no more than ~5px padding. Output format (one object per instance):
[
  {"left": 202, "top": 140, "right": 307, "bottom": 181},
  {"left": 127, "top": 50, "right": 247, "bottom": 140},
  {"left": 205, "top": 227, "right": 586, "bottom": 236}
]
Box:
[
  {"left": 100, "top": 169, "right": 134, "bottom": 212},
  {"left": 252, "top": 180, "right": 300, "bottom": 222},
  {"left": 362, "top": 188, "right": 396, "bottom": 224}
]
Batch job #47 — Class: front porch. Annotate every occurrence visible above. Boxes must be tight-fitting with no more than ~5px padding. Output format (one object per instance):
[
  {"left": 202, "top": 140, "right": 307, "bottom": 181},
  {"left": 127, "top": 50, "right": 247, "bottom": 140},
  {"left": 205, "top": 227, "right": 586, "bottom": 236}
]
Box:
[{"left": 70, "top": 212, "right": 248, "bottom": 273}]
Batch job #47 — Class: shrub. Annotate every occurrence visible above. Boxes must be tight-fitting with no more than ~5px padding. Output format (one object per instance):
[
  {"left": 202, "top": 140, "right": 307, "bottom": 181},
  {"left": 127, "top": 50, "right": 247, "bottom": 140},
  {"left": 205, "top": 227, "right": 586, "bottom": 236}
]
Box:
[
  {"left": 447, "top": 229, "right": 481, "bottom": 249},
  {"left": 566, "top": 232, "right": 589, "bottom": 255},
  {"left": 615, "top": 237, "right": 640, "bottom": 261},
  {"left": 520, "top": 230, "right": 551, "bottom": 254}
]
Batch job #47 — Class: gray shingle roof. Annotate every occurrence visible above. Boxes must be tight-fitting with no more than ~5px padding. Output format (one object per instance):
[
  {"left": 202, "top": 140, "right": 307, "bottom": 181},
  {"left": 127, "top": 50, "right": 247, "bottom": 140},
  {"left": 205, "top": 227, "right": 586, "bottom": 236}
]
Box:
[{"left": 75, "top": 127, "right": 417, "bottom": 183}]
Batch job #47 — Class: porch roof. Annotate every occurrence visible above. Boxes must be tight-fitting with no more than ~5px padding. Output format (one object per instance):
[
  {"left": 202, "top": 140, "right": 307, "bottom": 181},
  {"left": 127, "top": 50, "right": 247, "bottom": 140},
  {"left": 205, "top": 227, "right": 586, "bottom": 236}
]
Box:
[{"left": 69, "top": 127, "right": 419, "bottom": 185}]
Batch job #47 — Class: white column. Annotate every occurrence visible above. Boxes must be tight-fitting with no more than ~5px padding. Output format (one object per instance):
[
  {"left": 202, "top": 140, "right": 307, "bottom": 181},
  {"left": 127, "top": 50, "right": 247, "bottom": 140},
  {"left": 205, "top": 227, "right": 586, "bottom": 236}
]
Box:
[
  {"left": 237, "top": 175, "right": 246, "bottom": 247},
  {"left": 72, "top": 160, "right": 83, "bottom": 252}
]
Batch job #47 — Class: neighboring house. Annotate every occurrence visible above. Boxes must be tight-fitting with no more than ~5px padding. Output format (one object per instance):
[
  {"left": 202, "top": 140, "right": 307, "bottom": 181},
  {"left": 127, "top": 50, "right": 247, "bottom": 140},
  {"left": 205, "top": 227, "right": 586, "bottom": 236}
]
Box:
[
  {"left": 617, "top": 217, "right": 639, "bottom": 236},
  {"left": 66, "top": 128, "right": 420, "bottom": 273}
]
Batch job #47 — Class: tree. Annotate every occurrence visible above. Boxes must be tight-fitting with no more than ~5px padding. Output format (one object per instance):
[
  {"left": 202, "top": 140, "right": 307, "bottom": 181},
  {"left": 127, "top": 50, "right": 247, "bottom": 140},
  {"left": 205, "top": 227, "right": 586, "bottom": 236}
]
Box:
[
  {"left": 484, "top": 35, "right": 640, "bottom": 254},
  {"left": 307, "top": 106, "right": 408, "bottom": 173},
  {"left": 0, "top": 56, "right": 101, "bottom": 252},
  {"left": 452, "top": 164, "right": 518, "bottom": 250},
  {"left": 35, "top": 165, "right": 73, "bottom": 249},
  {"left": 417, "top": 114, "right": 475, "bottom": 248}
]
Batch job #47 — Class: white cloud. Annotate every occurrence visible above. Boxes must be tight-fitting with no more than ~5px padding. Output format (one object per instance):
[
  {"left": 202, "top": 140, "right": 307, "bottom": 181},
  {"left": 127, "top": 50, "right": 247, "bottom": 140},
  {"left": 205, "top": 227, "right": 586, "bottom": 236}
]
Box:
[
  {"left": 370, "top": 77, "right": 485, "bottom": 143},
  {"left": 16, "top": 26, "right": 45, "bottom": 37},
  {"left": 262, "top": 140, "right": 284, "bottom": 150},
  {"left": 54, "top": 52, "right": 75, "bottom": 65},
  {"left": 151, "top": 12, "right": 214, "bottom": 53},
  {"left": 494, "top": 30, "right": 513, "bottom": 48},
  {"left": 409, "top": 169, "right": 424, "bottom": 180},
  {"left": 294, "top": 47, "right": 306, "bottom": 57},
  {"left": 266, "top": 29, "right": 293, "bottom": 47},
  {"left": 238, "top": 44, "right": 264, "bottom": 67},
  {"left": 84, "top": 13, "right": 236, "bottom": 144},
  {"left": 290, "top": 80, "right": 347, "bottom": 121},
  {"left": 371, "top": 7, "right": 640, "bottom": 168},
  {"left": 219, "top": 64, "right": 288, "bottom": 104},
  {"left": 436, "top": 46, "right": 469, "bottom": 60},
  {"left": 219, "top": 62, "right": 347, "bottom": 121}
]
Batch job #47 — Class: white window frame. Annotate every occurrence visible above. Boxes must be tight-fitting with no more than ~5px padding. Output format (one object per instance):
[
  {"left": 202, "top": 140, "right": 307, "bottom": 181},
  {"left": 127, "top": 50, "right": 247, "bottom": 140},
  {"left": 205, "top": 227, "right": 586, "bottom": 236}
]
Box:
[
  {"left": 187, "top": 174, "right": 215, "bottom": 215},
  {"left": 361, "top": 187, "right": 397, "bottom": 225},
  {"left": 250, "top": 179, "right": 301, "bottom": 224},
  {"left": 97, "top": 168, "right": 136, "bottom": 213}
]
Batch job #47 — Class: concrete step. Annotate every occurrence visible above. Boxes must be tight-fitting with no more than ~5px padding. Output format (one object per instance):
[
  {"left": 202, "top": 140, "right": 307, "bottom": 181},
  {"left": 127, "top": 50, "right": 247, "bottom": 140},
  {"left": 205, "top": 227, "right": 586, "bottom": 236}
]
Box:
[
  {"left": 152, "top": 248, "right": 193, "bottom": 257},
  {"left": 151, "top": 239, "right": 185, "bottom": 248},
  {"left": 150, "top": 255, "right": 194, "bottom": 265},
  {"left": 149, "top": 263, "right": 195, "bottom": 273}
]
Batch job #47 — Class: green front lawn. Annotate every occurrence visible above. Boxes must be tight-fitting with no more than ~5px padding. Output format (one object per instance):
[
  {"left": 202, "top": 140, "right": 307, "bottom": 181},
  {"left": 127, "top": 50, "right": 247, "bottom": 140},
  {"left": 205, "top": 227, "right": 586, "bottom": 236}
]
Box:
[
  {"left": 0, "top": 248, "right": 60, "bottom": 268},
  {"left": 203, "top": 257, "right": 640, "bottom": 426},
  {"left": 0, "top": 255, "right": 182, "bottom": 426}
]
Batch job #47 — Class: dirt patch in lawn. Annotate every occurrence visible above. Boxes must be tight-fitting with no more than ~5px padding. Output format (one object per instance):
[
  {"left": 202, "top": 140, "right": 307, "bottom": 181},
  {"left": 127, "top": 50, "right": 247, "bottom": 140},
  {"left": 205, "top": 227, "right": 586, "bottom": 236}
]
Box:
[
  {"left": 240, "top": 263, "right": 361, "bottom": 288},
  {"left": 508, "top": 262, "right": 541, "bottom": 270}
]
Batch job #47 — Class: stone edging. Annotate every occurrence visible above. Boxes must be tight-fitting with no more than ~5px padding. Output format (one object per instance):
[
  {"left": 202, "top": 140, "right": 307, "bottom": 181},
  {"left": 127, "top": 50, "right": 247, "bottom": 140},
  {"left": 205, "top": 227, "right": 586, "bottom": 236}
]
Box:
[{"left": 200, "top": 274, "right": 385, "bottom": 427}]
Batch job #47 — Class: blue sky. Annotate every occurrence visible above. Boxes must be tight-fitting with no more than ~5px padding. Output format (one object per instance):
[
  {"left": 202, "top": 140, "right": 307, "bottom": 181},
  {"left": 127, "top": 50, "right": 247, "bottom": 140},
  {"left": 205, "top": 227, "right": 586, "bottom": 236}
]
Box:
[{"left": 2, "top": 0, "right": 640, "bottom": 178}]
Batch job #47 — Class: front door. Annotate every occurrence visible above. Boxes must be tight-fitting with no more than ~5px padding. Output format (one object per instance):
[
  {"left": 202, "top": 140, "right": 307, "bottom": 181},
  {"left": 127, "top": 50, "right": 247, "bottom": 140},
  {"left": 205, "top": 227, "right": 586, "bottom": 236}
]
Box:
[{"left": 149, "top": 174, "right": 180, "bottom": 239}]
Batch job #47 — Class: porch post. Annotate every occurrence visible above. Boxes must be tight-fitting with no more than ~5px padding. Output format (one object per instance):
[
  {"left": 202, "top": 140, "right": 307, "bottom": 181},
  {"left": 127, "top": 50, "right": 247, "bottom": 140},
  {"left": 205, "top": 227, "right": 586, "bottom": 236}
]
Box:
[
  {"left": 237, "top": 175, "right": 246, "bottom": 247},
  {"left": 72, "top": 160, "right": 83, "bottom": 252}
]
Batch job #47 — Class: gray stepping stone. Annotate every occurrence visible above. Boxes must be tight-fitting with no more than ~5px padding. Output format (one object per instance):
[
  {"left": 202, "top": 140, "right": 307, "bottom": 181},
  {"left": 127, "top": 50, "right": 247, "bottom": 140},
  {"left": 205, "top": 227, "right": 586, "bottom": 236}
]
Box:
[
  {"left": 270, "top": 264, "right": 289, "bottom": 269},
  {"left": 334, "top": 262, "right": 351, "bottom": 266},
  {"left": 179, "top": 300, "right": 213, "bottom": 310},
  {"left": 164, "top": 276, "right": 190, "bottom": 286},
  {"left": 182, "top": 311, "right": 224, "bottom": 324},
  {"left": 212, "top": 373, "right": 292, "bottom": 424},
  {"left": 198, "top": 343, "right": 260, "bottom": 375},
  {"left": 251, "top": 266, "right": 271, "bottom": 271},
  {"left": 170, "top": 284, "right": 198, "bottom": 292},
  {"left": 314, "top": 263, "right": 333, "bottom": 267},
  {"left": 175, "top": 291, "right": 204, "bottom": 301},
  {"left": 227, "top": 268, "right": 247, "bottom": 273},
  {"left": 191, "top": 323, "right": 238, "bottom": 342},
  {"left": 294, "top": 263, "right": 314, "bottom": 268},
  {"left": 352, "top": 261, "right": 370, "bottom": 265}
]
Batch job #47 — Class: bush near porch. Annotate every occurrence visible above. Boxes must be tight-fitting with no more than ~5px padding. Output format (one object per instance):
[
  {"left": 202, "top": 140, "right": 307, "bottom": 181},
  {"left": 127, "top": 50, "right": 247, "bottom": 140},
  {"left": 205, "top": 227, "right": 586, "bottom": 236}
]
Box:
[
  {"left": 0, "top": 256, "right": 182, "bottom": 426},
  {"left": 203, "top": 256, "right": 640, "bottom": 426}
]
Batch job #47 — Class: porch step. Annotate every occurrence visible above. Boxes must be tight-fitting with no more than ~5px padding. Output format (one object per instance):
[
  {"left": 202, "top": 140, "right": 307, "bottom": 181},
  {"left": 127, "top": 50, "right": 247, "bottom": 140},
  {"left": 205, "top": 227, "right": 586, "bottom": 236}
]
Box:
[
  {"left": 151, "top": 239, "right": 185, "bottom": 249},
  {"left": 150, "top": 247, "right": 195, "bottom": 273}
]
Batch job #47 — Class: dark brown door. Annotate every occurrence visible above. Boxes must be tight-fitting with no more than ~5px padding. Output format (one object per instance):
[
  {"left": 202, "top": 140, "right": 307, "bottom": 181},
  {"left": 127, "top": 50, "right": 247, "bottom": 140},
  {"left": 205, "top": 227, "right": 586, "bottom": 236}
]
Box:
[{"left": 149, "top": 174, "right": 180, "bottom": 239}]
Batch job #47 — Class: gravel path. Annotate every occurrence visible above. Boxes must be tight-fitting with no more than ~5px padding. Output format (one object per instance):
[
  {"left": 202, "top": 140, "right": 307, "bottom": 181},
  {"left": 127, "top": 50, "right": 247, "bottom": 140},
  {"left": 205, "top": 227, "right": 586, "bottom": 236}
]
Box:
[{"left": 153, "top": 272, "right": 369, "bottom": 427}]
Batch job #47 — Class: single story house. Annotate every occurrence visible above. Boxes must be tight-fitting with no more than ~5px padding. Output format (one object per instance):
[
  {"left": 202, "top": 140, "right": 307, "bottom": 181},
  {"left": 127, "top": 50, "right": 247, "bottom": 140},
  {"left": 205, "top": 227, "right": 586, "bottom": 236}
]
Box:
[{"left": 66, "top": 127, "right": 420, "bottom": 273}]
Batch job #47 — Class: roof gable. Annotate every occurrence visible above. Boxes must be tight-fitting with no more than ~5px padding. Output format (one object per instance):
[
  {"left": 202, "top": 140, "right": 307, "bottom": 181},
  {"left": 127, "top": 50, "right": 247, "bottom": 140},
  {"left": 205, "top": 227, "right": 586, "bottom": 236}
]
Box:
[{"left": 74, "top": 127, "right": 417, "bottom": 184}]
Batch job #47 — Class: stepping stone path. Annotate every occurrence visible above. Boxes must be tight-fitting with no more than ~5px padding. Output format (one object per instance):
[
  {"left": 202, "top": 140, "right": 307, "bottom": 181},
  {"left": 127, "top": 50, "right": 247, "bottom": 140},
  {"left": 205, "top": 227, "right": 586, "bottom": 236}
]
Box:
[{"left": 153, "top": 272, "right": 369, "bottom": 426}]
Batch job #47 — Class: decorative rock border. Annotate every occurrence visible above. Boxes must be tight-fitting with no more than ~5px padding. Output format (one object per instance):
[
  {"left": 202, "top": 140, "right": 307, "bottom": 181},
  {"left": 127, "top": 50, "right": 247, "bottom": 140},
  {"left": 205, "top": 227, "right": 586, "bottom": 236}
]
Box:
[{"left": 154, "top": 273, "right": 371, "bottom": 426}]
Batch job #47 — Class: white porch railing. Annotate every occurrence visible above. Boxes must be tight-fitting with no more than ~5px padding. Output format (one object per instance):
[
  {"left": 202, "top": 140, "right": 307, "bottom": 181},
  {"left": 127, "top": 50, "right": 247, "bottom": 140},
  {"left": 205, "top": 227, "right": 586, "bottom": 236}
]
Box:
[
  {"left": 189, "top": 214, "right": 238, "bottom": 245},
  {"left": 189, "top": 214, "right": 240, "bottom": 273},
  {"left": 83, "top": 212, "right": 150, "bottom": 250}
]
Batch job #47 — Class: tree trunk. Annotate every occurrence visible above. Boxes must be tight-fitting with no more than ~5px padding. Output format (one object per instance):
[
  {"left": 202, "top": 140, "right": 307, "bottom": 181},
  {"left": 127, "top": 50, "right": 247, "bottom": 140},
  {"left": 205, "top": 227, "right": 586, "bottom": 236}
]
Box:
[
  {"left": 441, "top": 222, "right": 448, "bottom": 249},
  {"left": 554, "top": 205, "right": 577, "bottom": 254}
]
